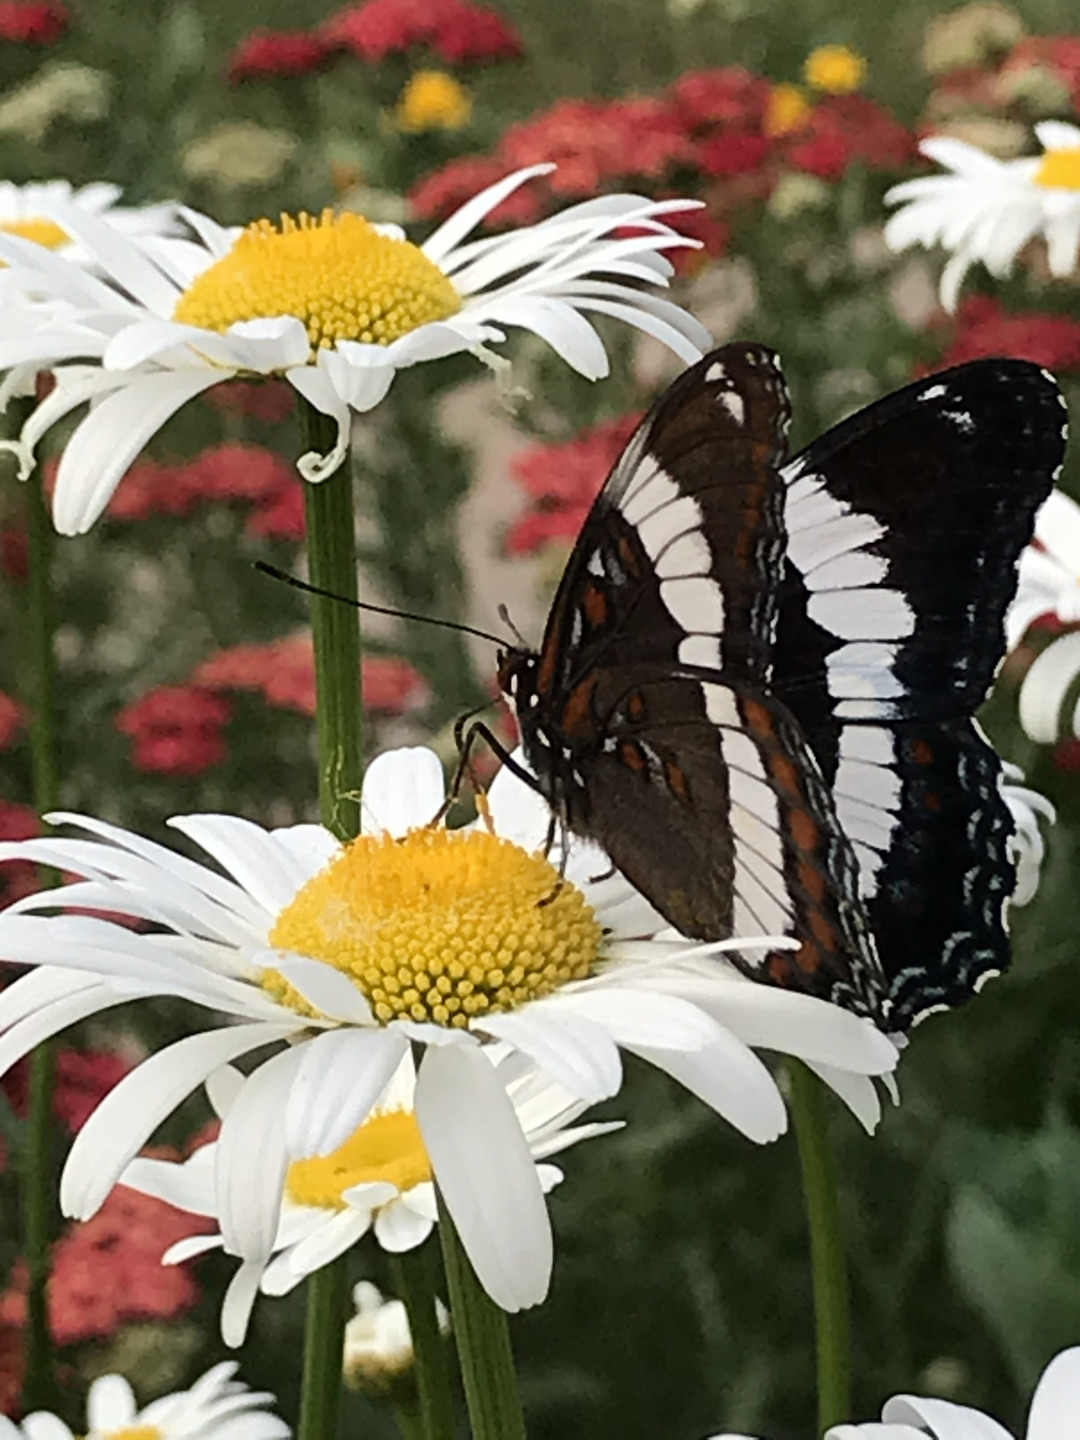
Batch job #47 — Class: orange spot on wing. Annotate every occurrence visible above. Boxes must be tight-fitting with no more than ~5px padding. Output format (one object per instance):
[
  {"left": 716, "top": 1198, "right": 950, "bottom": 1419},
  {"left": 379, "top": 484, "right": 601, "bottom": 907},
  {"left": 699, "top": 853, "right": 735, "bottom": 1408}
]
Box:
[
  {"left": 617, "top": 534, "right": 642, "bottom": 579},
  {"left": 808, "top": 909, "right": 838, "bottom": 952},
  {"left": 908, "top": 738, "right": 935, "bottom": 766},
  {"left": 627, "top": 690, "right": 647, "bottom": 722},
  {"left": 792, "top": 940, "right": 823, "bottom": 974},
  {"left": 562, "top": 674, "right": 598, "bottom": 738},
  {"left": 789, "top": 807, "right": 820, "bottom": 852},
  {"left": 664, "top": 759, "right": 691, "bottom": 802},
  {"left": 767, "top": 750, "right": 800, "bottom": 794},
  {"left": 620, "top": 740, "right": 648, "bottom": 773},
  {"left": 797, "top": 859, "right": 827, "bottom": 903},
  {"left": 742, "top": 697, "right": 776, "bottom": 740},
  {"left": 583, "top": 581, "right": 609, "bottom": 629}
]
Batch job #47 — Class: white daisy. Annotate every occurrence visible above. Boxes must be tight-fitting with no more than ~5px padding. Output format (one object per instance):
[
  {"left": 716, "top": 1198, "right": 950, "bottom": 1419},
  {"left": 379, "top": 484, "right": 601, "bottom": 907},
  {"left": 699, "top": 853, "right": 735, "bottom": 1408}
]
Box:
[
  {"left": 825, "top": 1345, "right": 1080, "bottom": 1440},
  {"left": 0, "top": 164, "right": 710, "bottom": 533},
  {"left": 0, "top": 180, "right": 175, "bottom": 253},
  {"left": 1009, "top": 489, "right": 1080, "bottom": 743},
  {"left": 120, "top": 1048, "right": 619, "bottom": 1345},
  {"left": 9, "top": 1361, "right": 288, "bottom": 1440},
  {"left": 0, "top": 745, "right": 896, "bottom": 1316},
  {"left": 884, "top": 121, "right": 1080, "bottom": 310},
  {"left": 341, "top": 1280, "right": 448, "bottom": 1394}
]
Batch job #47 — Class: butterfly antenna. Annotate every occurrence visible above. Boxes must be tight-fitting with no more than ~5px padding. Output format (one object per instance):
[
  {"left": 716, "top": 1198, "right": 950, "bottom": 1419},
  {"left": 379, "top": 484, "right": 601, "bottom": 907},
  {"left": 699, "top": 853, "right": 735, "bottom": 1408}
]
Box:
[
  {"left": 255, "top": 561, "right": 508, "bottom": 647},
  {"left": 497, "top": 603, "right": 529, "bottom": 648}
]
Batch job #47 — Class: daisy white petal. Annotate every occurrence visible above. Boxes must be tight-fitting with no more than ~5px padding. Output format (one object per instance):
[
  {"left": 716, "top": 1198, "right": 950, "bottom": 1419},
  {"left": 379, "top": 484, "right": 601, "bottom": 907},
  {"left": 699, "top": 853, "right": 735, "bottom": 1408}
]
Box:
[
  {"left": 360, "top": 744, "right": 447, "bottom": 835},
  {"left": 217, "top": 1045, "right": 304, "bottom": 1261},
  {"left": 1019, "top": 630, "right": 1080, "bottom": 741},
  {"left": 886, "top": 127, "right": 1080, "bottom": 309},
  {"left": 416, "top": 1042, "right": 552, "bottom": 1312},
  {"left": 1027, "top": 1345, "right": 1080, "bottom": 1438},
  {"left": 285, "top": 1027, "right": 408, "bottom": 1157},
  {"left": 0, "top": 170, "right": 707, "bottom": 531}
]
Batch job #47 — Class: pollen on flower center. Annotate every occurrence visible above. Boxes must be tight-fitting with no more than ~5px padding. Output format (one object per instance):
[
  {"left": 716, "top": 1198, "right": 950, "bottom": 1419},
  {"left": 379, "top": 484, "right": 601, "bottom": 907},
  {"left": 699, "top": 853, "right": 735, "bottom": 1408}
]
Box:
[
  {"left": 0, "top": 217, "right": 68, "bottom": 249},
  {"left": 1035, "top": 146, "right": 1080, "bottom": 191},
  {"left": 266, "top": 828, "right": 603, "bottom": 1027},
  {"left": 100, "top": 1427, "right": 161, "bottom": 1440},
  {"left": 172, "top": 210, "right": 462, "bottom": 351},
  {"left": 286, "top": 1109, "right": 431, "bottom": 1209}
]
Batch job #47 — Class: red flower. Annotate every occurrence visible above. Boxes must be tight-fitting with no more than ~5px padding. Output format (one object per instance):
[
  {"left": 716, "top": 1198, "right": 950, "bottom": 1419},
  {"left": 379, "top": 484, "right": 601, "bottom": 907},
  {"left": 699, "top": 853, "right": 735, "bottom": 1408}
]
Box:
[
  {"left": 115, "top": 686, "right": 232, "bottom": 776},
  {"left": 698, "top": 131, "right": 771, "bottom": 178},
  {"left": 0, "top": 524, "right": 28, "bottom": 582},
  {"left": 1004, "top": 35, "right": 1080, "bottom": 107},
  {"left": 227, "top": 28, "right": 332, "bottom": 82},
  {"left": 500, "top": 96, "right": 692, "bottom": 197},
  {"left": 0, "top": 1186, "right": 214, "bottom": 1346},
  {"left": 246, "top": 483, "right": 306, "bottom": 541},
  {"left": 505, "top": 412, "right": 642, "bottom": 555},
  {"left": 106, "top": 443, "right": 297, "bottom": 527},
  {"left": 3, "top": 1048, "right": 131, "bottom": 1136},
  {"left": 0, "top": 0, "right": 68, "bottom": 44},
  {"left": 323, "top": 0, "right": 521, "bottom": 66},
  {"left": 0, "top": 692, "right": 21, "bottom": 750},
  {"left": 936, "top": 297, "right": 1080, "bottom": 372},
  {"left": 410, "top": 156, "right": 539, "bottom": 224},
  {"left": 669, "top": 66, "right": 771, "bottom": 131},
  {"left": 205, "top": 378, "right": 296, "bottom": 421},
  {"left": 0, "top": 802, "right": 40, "bottom": 911},
  {"left": 785, "top": 95, "right": 914, "bottom": 178},
  {"left": 194, "top": 638, "right": 427, "bottom": 718}
]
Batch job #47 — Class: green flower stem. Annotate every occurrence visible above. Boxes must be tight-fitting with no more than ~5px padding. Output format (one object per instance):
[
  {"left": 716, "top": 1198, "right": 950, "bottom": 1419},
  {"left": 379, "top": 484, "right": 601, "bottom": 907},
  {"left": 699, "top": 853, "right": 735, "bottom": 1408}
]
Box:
[
  {"left": 20, "top": 423, "right": 60, "bottom": 1413},
  {"left": 437, "top": 1194, "right": 527, "bottom": 1440},
  {"left": 296, "top": 398, "right": 364, "bottom": 1440},
  {"left": 789, "top": 1060, "right": 851, "bottom": 1434},
  {"left": 390, "top": 1246, "right": 457, "bottom": 1440}
]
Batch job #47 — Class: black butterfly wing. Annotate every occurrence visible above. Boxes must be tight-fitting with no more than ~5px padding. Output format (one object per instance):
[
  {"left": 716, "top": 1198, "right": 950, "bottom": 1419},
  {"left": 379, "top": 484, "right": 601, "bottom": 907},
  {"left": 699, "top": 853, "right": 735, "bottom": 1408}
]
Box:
[
  {"left": 514, "top": 343, "right": 889, "bottom": 1023},
  {"left": 772, "top": 359, "right": 1067, "bottom": 1026},
  {"left": 581, "top": 667, "right": 886, "bottom": 1021},
  {"left": 531, "top": 342, "right": 791, "bottom": 709}
]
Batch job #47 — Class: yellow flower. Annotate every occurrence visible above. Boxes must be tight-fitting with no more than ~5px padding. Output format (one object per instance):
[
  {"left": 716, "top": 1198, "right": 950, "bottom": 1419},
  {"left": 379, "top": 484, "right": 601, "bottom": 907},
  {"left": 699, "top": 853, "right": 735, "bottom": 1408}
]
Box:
[
  {"left": 396, "top": 70, "right": 472, "bottom": 134},
  {"left": 764, "top": 83, "right": 811, "bottom": 137},
  {"left": 803, "top": 44, "right": 867, "bottom": 95}
]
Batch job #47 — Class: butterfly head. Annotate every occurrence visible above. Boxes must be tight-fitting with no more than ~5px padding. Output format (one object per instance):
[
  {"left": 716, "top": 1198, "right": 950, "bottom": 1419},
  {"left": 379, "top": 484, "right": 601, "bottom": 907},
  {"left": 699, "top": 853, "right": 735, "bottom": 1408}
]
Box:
[{"left": 496, "top": 645, "right": 540, "bottom": 724}]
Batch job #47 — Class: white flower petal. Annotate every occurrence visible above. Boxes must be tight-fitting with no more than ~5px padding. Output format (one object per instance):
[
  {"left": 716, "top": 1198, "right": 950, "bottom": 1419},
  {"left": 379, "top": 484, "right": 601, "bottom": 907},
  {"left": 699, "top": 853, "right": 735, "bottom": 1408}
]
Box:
[
  {"left": 285, "top": 1028, "right": 408, "bottom": 1157},
  {"left": 86, "top": 1375, "right": 137, "bottom": 1433},
  {"left": 361, "top": 746, "right": 447, "bottom": 835},
  {"left": 53, "top": 369, "right": 223, "bottom": 533},
  {"left": 273, "top": 1208, "right": 370, "bottom": 1286},
  {"left": 422, "top": 164, "right": 555, "bottom": 263},
  {"left": 881, "top": 1396, "right": 1012, "bottom": 1440},
  {"left": 372, "top": 1197, "right": 434, "bottom": 1252},
  {"left": 479, "top": 1008, "right": 622, "bottom": 1101},
  {"left": 416, "top": 1043, "right": 552, "bottom": 1312},
  {"left": 217, "top": 1046, "right": 305, "bottom": 1261},
  {"left": 804, "top": 1061, "right": 883, "bottom": 1134},
  {"left": 1019, "top": 632, "right": 1080, "bottom": 741},
  {"left": 60, "top": 1023, "right": 294, "bottom": 1220},
  {"left": 269, "top": 956, "right": 374, "bottom": 1024},
  {"left": 631, "top": 1034, "right": 787, "bottom": 1142},
  {"left": 1027, "top": 1346, "right": 1080, "bottom": 1440},
  {"left": 221, "top": 1260, "right": 265, "bottom": 1349}
]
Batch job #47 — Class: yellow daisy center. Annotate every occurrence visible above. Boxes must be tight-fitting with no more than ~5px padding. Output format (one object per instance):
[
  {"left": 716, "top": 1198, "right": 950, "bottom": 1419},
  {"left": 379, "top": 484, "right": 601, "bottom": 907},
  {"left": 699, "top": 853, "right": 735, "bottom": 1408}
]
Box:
[
  {"left": 98, "top": 1428, "right": 161, "bottom": 1440},
  {"left": 287, "top": 1108, "right": 431, "bottom": 1209},
  {"left": 396, "top": 70, "right": 473, "bottom": 133},
  {"left": 172, "top": 210, "right": 462, "bottom": 352},
  {"left": 0, "top": 217, "right": 68, "bottom": 248},
  {"left": 1035, "top": 146, "right": 1080, "bottom": 191},
  {"left": 765, "top": 83, "right": 811, "bottom": 137},
  {"left": 803, "top": 44, "right": 867, "bottom": 94},
  {"left": 266, "top": 828, "right": 603, "bottom": 1028}
]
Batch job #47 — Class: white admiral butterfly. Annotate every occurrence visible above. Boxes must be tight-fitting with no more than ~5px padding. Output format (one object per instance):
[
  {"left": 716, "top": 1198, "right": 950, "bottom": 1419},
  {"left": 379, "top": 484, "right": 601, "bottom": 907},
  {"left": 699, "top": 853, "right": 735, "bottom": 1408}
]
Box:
[{"left": 497, "top": 343, "right": 1067, "bottom": 1030}]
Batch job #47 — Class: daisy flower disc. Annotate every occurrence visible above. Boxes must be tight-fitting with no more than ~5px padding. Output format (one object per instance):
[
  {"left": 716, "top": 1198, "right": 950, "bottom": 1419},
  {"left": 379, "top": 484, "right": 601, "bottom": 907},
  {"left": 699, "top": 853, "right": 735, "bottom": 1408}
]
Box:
[
  {"left": 0, "top": 165, "right": 711, "bottom": 533},
  {"left": 0, "top": 745, "right": 897, "bottom": 1313}
]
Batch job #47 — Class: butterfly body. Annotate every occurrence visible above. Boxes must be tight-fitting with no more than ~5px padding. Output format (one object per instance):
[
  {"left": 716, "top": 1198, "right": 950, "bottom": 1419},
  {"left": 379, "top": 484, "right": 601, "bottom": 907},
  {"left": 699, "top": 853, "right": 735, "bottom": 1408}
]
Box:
[{"left": 499, "top": 344, "right": 1067, "bottom": 1030}]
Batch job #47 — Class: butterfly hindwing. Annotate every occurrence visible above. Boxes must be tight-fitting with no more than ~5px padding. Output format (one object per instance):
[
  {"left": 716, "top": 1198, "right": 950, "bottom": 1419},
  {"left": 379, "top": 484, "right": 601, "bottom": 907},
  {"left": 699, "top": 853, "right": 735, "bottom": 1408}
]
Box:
[{"left": 773, "top": 359, "right": 1066, "bottom": 1024}]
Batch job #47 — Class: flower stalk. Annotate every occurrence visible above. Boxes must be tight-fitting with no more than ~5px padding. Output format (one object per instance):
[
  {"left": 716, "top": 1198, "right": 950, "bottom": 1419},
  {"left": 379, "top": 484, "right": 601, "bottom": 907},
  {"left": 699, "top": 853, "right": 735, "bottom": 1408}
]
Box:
[
  {"left": 296, "top": 396, "right": 364, "bottom": 1440},
  {"left": 789, "top": 1060, "right": 851, "bottom": 1433},
  {"left": 19, "top": 418, "right": 59, "bottom": 1411},
  {"left": 390, "top": 1245, "right": 457, "bottom": 1440},
  {"left": 437, "top": 1193, "right": 527, "bottom": 1440}
]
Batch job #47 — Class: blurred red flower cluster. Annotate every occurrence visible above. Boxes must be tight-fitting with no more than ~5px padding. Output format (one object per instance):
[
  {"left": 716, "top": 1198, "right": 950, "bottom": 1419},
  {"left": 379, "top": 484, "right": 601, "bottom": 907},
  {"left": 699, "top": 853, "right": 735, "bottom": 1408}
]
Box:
[
  {"left": 194, "top": 637, "right": 429, "bottom": 719},
  {"left": 505, "top": 412, "right": 642, "bottom": 557},
  {"left": 0, "top": 0, "right": 67, "bottom": 44},
  {"left": 225, "top": 0, "right": 522, "bottom": 79},
  {"left": 115, "top": 645, "right": 427, "bottom": 776},
  {"left": 937, "top": 298, "right": 1080, "bottom": 372},
  {"left": 0, "top": 1046, "right": 211, "bottom": 1365},
  {"left": 115, "top": 686, "right": 232, "bottom": 777},
  {"left": 227, "top": 29, "right": 334, "bottom": 83},
  {"left": 411, "top": 65, "right": 914, "bottom": 230},
  {"left": 0, "top": 693, "right": 21, "bottom": 751},
  {"left": 104, "top": 442, "right": 304, "bottom": 540},
  {"left": 322, "top": 0, "right": 522, "bottom": 65}
]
